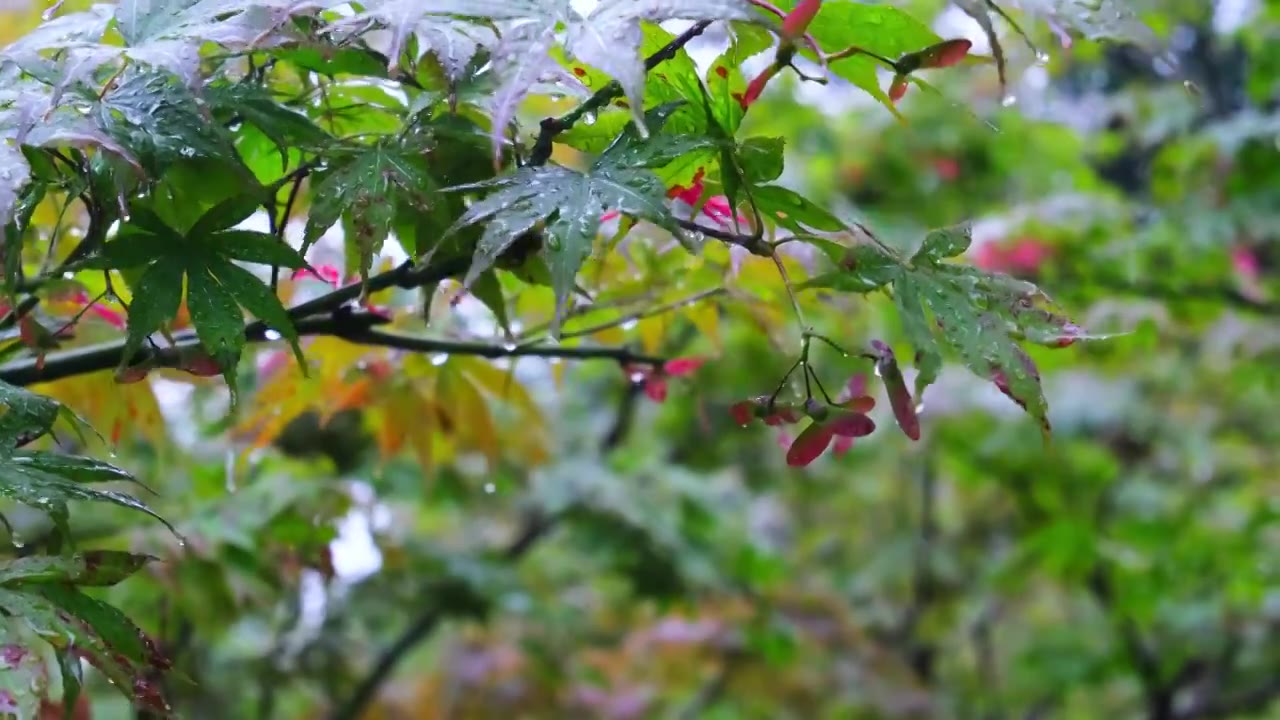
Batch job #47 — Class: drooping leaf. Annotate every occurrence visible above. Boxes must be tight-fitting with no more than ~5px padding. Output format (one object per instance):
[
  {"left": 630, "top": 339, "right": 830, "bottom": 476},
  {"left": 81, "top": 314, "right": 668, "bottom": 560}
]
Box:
[
  {"left": 0, "top": 382, "right": 61, "bottom": 449},
  {"left": 0, "top": 459, "right": 175, "bottom": 535},
  {"left": 205, "top": 257, "right": 304, "bottom": 366},
  {"left": 304, "top": 141, "right": 439, "bottom": 281},
  {"left": 447, "top": 162, "right": 676, "bottom": 331},
  {"left": 0, "top": 552, "right": 153, "bottom": 587},
  {"left": 184, "top": 263, "right": 246, "bottom": 378},
  {"left": 0, "top": 586, "right": 170, "bottom": 713},
  {"left": 889, "top": 259, "right": 1054, "bottom": 434},
  {"left": 120, "top": 256, "right": 186, "bottom": 368}
]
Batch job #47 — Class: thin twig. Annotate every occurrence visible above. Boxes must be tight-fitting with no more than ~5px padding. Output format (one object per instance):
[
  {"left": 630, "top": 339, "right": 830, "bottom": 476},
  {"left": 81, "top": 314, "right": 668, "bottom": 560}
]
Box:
[
  {"left": 553, "top": 287, "right": 726, "bottom": 341},
  {"left": 526, "top": 21, "right": 714, "bottom": 167}
]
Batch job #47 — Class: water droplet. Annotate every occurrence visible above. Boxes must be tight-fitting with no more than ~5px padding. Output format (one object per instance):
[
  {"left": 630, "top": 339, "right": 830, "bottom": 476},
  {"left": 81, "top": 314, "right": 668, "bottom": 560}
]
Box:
[
  {"left": 263, "top": 329, "right": 282, "bottom": 341},
  {"left": 502, "top": 342, "right": 517, "bottom": 351},
  {"left": 914, "top": 402, "right": 925, "bottom": 414},
  {"left": 582, "top": 112, "right": 597, "bottom": 126},
  {"left": 1034, "top": 51, "right": 1051, "bottom": 65},
  {"left": 873, "top": 365, "right": 882, "bottom": 378},
  {"left": 1001, "top": 95, "right": 1018, "bottom": 107},
  {"left": 483, "top": 483, "right": 496, "bottom": 494},
  {"left": 62, "top": 271, "right": 74, "bottom": 279},
  {"left": 430, "top": 353, "right": 449, "bottom": 366},
  {"left": 629, "top": 371, "right": 646, "bottom": 383},
  {"left": 620, "top": 320, "right": 637, "bottom": 331}
]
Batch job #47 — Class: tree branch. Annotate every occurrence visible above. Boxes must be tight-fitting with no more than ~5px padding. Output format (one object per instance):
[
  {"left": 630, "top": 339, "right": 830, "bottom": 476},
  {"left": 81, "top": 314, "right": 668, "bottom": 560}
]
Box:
[
  {"left": 0, "top": 306, "right": 662, "bottom": 386},
  {"left": 676, "top": 218, "right": 773, "bottom": 257},
  {"left": 1088, "top": 566, "right": 1174, "bottom": 720},
  {"left": 526, "top": 21, "right": 713, "bottom": 167}
]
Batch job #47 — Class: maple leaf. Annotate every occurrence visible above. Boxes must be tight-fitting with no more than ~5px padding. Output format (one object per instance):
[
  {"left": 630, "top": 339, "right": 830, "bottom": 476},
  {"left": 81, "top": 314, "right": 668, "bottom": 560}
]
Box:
[
  {"left": 568, "top": 0, "right": 763, "bottom": 134},
  {"left": 303, "top": 140, "right": 439, "bottom": 283},
  {"left": 445, "top": 158, "right": 678, "bottom": 333},
  {"left": 87, "top": 198, "right": 308, "bottom": 387}
]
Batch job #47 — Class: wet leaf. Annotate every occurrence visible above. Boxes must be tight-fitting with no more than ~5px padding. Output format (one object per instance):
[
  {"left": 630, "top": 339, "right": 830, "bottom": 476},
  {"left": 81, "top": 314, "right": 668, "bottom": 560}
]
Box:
[
  {"left": 570, "top": 0, "right": 762, "bottom": 135},
  {"left": 751, "top": 185, "right": 846, "bottom": 232},
  {"left": 914, "top": 223, "right": 973, "bottom": 262},
  {"left": 304, "top": 141, "right": 439, "bottom": 282},
  {"left": 0, "top": 586, "right": 170, "bottom": 713},
  {"left": 447, "top": 163, "right": 676, "bottom": 332},
  {"left": 0, "top": 382, "right": 61, "bottom": 448},
  {"left": 0, "top": 552, "right": 153, "bottom": 587}
]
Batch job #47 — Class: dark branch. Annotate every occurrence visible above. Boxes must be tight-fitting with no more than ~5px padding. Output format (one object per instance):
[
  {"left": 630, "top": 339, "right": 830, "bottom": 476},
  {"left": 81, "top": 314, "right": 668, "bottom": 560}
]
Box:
[
  {"left": 1088, "top": 566, "right": 1173, "bottom": 720},
  {"left": 0, "top": 306, "right": 662, "bottom": 386},
  {"left": 675, "top": 218, "right": 772, "bottom": 257},
  {"left": 1176, "top": 675, "right": 1280, "bottom": 719},
  {"left": 526, "top": 20, "right": 713, "bottom": 167}
]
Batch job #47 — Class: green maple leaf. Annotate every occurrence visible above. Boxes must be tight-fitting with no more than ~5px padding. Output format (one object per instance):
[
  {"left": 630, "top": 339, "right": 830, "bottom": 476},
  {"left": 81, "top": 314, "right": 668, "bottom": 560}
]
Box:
[{"left": 89, "top": 194, "right": 307, "bottom": 386}]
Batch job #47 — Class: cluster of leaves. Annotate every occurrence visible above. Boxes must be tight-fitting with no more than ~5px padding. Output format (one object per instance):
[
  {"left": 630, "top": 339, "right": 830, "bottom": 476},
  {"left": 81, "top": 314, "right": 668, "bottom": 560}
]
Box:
[{"left": 0, "top": 0, "right": 1213, "bottom": 716}]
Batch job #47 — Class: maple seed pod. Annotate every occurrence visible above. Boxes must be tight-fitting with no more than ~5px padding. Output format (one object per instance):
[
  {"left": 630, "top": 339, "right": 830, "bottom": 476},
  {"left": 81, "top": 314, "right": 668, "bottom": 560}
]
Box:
[
  {"left": 919, "top": 38, "right": 973, "bottom": 69},
  {"left": 870, "top": 340, "right": 921, "bottom": 441},
  {"left": 781, "top": 0, "right": 823, "bottom": 42},
  {"left": 890, "top": 75, "right": 911, "bottom": 102},
  {"left": 786, "top": 421, "right": 834, "bottom": 467},
  {"left": 740, "top": 64, "right": 780, "bottom": 110},
  {"left": 804, "top": 397, "right": 829, "bottom": 422},
  {"left": 729, "top": 400, "right": 756, "bottom": 426},
  {"left": 897, "top": 39, "right": 973, "bottom": 74}
]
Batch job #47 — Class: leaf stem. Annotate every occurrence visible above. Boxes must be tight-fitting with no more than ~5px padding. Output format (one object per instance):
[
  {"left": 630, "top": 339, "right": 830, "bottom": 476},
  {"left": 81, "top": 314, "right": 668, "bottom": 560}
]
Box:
[
  {"left": 825, "top": 45, "right": 900, "bottom": 71},
  {"left": 771, "top": 250, "right": 807, "bottom": 329}
]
